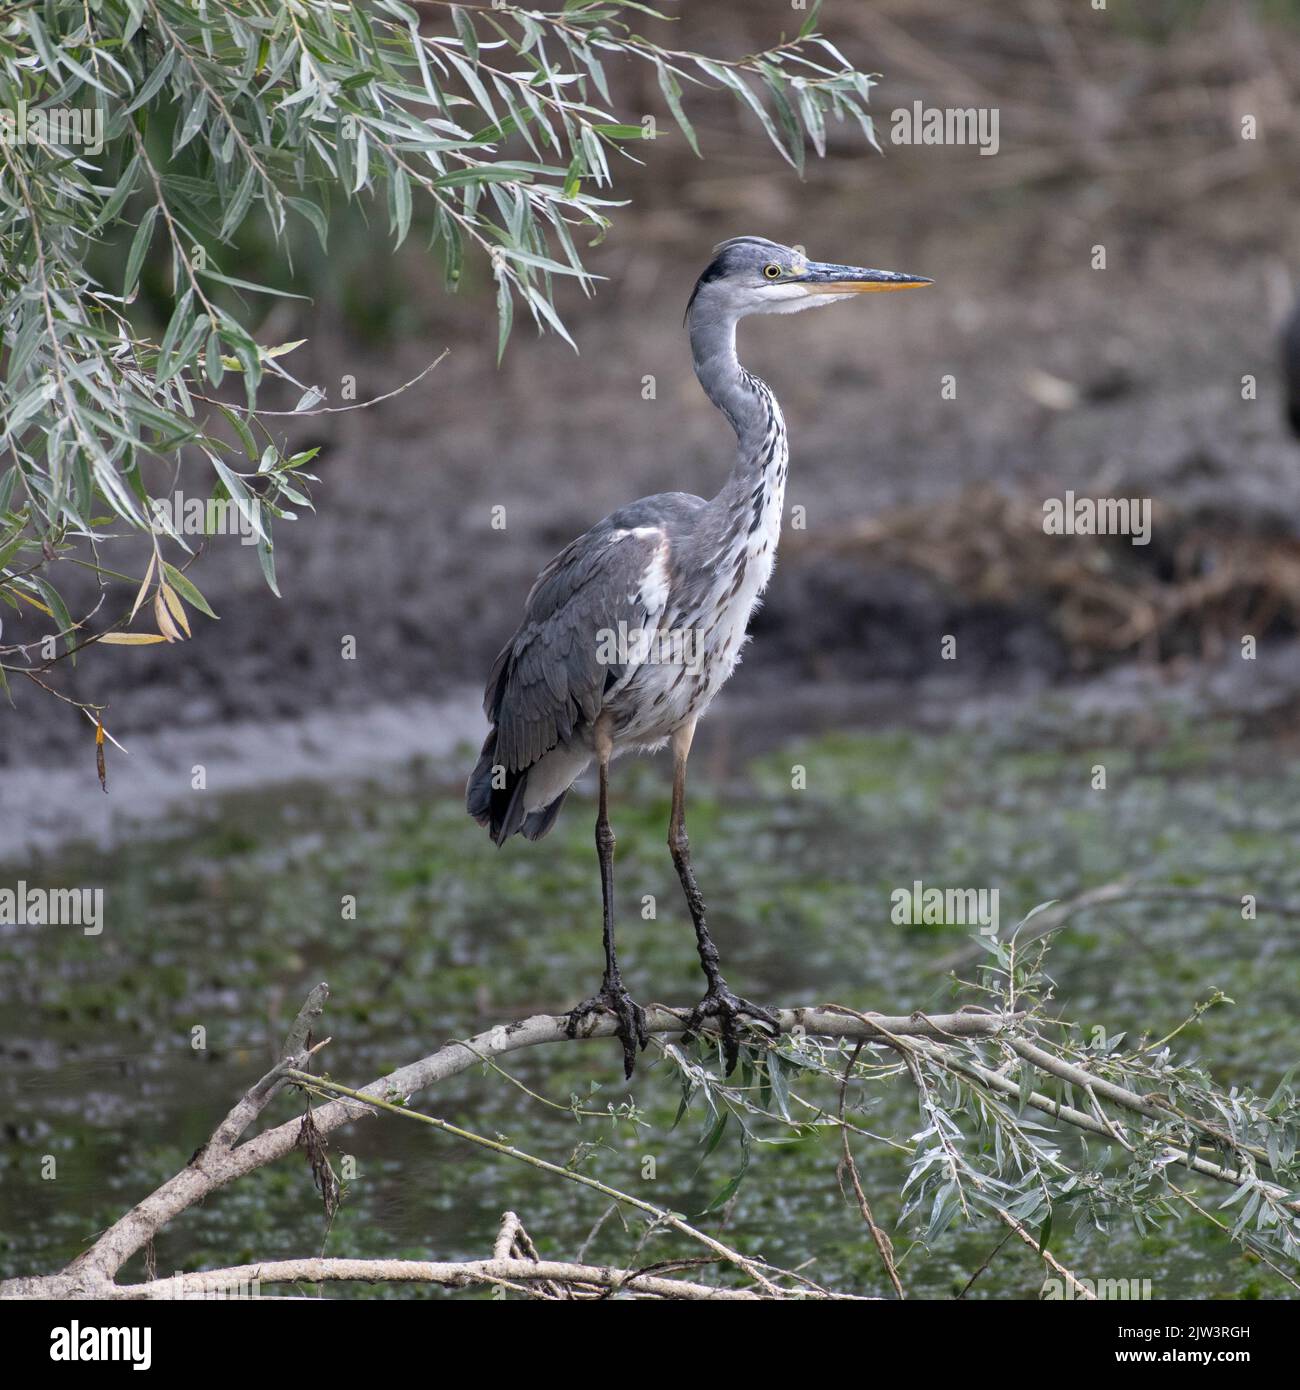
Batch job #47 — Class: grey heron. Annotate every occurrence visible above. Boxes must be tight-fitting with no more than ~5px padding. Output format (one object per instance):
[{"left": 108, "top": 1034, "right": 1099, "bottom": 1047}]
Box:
[
  {"left": 468, "top": 236, "right": 932, "bottom": 1077},
  {"left": 1284, "top": 291, "right": 1300, "bottom": 438}
]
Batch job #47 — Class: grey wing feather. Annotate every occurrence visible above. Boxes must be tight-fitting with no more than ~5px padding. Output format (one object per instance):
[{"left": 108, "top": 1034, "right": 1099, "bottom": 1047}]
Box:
[
  {"left": 1285, "top": 293, "right": 1300, "bottom": 436},
  {"left": 487, "top": 508, "right": 681, "bottom": 773}
]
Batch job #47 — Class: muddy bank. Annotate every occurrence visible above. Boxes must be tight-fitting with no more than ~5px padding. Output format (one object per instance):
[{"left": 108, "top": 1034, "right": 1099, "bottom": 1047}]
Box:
[
  {"left": 7, "top": 637, "right": 1300, "bottom": 863},
  {"left": 4, "top": 0, "right": 1300, "bottom": 769}
]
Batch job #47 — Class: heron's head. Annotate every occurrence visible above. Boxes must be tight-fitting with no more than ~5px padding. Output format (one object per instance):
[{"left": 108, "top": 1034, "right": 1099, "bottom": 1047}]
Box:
[{"left": 686, "top": 236, "right": 931, "bottom": 324}]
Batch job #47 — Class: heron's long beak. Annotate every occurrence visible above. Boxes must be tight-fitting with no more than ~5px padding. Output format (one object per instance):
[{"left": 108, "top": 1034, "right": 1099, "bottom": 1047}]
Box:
[{"left": 800, "top": 262, "right": 933, "bottom": 294}]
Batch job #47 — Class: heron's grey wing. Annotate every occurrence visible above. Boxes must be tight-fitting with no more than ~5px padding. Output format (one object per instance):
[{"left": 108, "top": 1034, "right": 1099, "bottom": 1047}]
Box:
[
  {"left": 1285, "top": 293, "right": 1300, "bottom": 436},
  {"left": 488, "top": 523, "right": 671, "bottom": 773}
]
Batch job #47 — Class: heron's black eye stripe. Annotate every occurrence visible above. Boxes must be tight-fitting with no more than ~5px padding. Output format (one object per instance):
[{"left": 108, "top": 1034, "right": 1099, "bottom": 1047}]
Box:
[{"left": 763, "top": 263, "right": 782, "bottom": 280}]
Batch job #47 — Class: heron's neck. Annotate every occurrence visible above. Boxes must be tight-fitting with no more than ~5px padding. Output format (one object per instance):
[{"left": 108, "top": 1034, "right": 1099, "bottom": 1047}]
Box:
[
  {"left": 689, "top": 310, "right": 786, "bottom": 498},
  {"left": 689, "top": 309, "right": 789, "bottom": 577}
]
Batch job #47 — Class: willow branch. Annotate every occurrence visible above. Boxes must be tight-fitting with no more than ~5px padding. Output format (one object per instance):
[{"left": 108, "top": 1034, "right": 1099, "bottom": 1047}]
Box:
[
  {"left": 993, "top": 1209, "right": 1097, "bottom": 1300},
  {"left": 918, "top": 1038, "right": 1300, "bottom": 1211}
]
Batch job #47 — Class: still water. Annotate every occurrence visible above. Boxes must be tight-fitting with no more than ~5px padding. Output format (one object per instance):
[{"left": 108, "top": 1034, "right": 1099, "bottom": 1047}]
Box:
[{"left": 1, "top": 710, "right": 1297, "bottom": 1297}]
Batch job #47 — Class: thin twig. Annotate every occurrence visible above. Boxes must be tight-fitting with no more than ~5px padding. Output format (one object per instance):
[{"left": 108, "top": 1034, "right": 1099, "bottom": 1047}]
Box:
[{"left": 835, "top": 1041, "right": 904, "bottom": 1299}]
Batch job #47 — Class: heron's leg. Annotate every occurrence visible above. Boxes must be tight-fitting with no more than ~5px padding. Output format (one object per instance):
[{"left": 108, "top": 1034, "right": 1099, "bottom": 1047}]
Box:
[
  {"left": 668, "top": 722, "right": 779, "bottom": 1074},
  {"left": 566, "top": 720, "right": 647, "bottom": 1078}
]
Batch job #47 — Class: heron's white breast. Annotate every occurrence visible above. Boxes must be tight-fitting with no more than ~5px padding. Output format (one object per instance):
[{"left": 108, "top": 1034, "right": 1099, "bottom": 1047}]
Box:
[
  {"left": 700, "top": 438, "right": 787, "bottom": 695},
  {"left": 618, "top": 436, "right": 788, "bottom": 749}
]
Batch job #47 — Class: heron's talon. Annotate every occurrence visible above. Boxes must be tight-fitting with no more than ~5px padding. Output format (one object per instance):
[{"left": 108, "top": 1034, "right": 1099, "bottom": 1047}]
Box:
[
  {"left": 684, "top": 986, "right": 780, "bottom": 1075},
  {"left": 566, "top": 980, "right": 648, "bottom": 1080}
]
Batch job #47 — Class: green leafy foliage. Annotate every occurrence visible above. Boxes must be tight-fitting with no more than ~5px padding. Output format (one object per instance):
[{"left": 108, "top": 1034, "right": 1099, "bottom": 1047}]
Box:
[{"left": 0, "top": 0, "right": 878, "bottom": 711}]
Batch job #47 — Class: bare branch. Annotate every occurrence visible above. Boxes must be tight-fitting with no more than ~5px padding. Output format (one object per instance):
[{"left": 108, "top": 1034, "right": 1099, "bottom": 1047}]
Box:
[
  {"left": 19, "top": 997, "right": 1011, "bottom": 1296},
  {"left": 113, "top": 1256, "right": 863, "bottom": 1301}
]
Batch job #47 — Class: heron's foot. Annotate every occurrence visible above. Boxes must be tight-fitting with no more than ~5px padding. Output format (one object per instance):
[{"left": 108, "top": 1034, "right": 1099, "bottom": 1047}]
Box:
[
  {"left": 565, "top": 978, "right": 649, "bottom": 1080},
  {"left": 684, "top": 984, "right": 781, "bottom": 1075}
]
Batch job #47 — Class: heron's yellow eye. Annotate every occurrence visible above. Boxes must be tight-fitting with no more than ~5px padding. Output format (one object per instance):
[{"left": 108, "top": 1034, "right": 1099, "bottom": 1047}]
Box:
[{"left": 762, "top": 263, "right": 783, "bottom": 280}]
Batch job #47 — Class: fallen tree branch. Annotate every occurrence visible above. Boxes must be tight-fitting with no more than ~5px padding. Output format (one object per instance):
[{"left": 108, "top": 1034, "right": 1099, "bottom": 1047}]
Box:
[
  {"left": 112, "top": 1257, "right": 796, "bottom": 1301},
  {"left": 1, "top": 999, "right": 1013, "bottom": 1299},
  {"left": 203, "top": 982, "right": 330, "bottom": 1155},
  {"left": 7, "top": 977, "right": 1293, "bottom": 1300}
]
